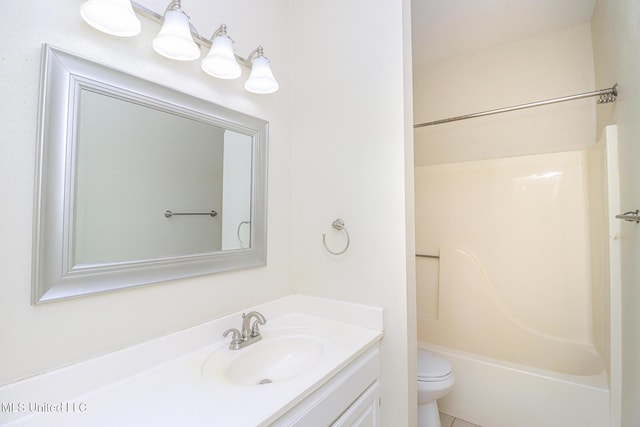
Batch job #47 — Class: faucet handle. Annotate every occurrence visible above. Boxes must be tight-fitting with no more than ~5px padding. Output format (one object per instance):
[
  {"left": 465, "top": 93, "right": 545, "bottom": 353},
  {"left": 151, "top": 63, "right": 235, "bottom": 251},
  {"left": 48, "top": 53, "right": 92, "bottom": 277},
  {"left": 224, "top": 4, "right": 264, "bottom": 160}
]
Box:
[
  {"left": 241, "top": 311, "right": 267, "bottom": 338},
  {"left": 250, "top": 318, "right": 265, "bottom": 337},
  {"left": 223, "top": 328, "right": 243, "bottom": 350}
]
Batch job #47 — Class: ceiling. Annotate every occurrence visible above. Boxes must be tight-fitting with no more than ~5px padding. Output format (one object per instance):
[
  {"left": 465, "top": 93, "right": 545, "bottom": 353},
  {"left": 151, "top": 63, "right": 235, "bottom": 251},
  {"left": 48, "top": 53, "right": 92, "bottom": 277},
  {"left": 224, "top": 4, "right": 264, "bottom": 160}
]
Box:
[{"left": 411, "top": 0, "right": 596, "bottom": 67}]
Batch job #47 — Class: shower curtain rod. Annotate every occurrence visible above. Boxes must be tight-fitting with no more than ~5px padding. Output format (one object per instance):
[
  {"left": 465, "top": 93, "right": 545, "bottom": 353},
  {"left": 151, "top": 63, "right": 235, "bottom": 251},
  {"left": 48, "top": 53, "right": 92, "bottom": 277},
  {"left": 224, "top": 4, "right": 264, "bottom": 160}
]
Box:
[{"left": 413, "top": 84, "right": 618, "bottom": 128}]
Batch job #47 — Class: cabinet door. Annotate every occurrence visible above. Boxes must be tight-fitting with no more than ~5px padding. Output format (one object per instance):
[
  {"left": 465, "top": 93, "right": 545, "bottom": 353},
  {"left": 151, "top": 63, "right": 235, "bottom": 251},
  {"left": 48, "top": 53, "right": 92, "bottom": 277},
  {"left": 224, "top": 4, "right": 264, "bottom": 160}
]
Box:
[{"left": 331, "top": 381, "right": 380, "bottom": 427}]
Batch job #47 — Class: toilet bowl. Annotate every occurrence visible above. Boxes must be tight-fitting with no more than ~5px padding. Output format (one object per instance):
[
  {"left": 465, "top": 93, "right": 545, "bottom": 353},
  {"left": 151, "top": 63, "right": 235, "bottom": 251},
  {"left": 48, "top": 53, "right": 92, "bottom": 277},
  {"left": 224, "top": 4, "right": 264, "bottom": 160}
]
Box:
[{"left": 417, "top": 348, "right": 455, "bottom": 427}]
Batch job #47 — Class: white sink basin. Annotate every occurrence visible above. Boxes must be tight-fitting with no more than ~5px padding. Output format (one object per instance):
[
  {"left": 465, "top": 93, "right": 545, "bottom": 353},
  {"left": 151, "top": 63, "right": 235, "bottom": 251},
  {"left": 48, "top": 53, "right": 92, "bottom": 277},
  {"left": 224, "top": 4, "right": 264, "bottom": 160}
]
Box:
[{"left": 202, "top": 328, "right": 329, "bottom": 386}]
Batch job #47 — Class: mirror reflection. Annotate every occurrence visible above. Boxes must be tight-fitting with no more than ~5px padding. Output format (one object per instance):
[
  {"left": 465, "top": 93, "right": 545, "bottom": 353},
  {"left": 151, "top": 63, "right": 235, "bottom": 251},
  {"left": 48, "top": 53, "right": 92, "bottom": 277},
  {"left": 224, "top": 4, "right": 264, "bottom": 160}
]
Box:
[{"left": 74, "top": 89, "right": 252, "bottom": 265}]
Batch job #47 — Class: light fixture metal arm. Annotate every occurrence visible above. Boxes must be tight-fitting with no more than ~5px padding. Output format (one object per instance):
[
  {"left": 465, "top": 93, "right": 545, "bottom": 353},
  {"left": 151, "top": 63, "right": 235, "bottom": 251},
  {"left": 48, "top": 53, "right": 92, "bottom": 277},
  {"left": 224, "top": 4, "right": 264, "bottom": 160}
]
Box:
[
  {"left": 165, "top": 0, "right": 187, "bottom": 16},
  {"left": 246, "top": 46, "right": 264, "bottom": 61},
  {"left": 130, "top": 1, "right": 252, "bottom": 68}
]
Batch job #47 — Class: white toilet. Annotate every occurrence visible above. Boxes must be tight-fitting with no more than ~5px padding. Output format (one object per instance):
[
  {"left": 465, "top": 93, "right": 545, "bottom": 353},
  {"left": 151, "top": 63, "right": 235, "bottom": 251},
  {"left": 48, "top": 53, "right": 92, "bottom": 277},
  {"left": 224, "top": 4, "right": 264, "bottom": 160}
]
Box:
[{"left": 417, "top": 348, "right": 455, "bottom": 427}]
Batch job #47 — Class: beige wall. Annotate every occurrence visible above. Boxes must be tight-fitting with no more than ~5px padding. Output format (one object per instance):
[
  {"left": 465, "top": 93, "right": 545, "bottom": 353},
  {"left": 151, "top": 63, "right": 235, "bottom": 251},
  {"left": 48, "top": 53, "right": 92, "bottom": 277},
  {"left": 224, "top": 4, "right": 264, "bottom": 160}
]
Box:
[
  {"left": 592, "top": 1, "right": 640, "bottom": 425},
  {"left": 414, "top": 24, "right": 596, "bottom": 166},
  {"left": 0, "top": 0, "right": 414, "bottom": 424}
]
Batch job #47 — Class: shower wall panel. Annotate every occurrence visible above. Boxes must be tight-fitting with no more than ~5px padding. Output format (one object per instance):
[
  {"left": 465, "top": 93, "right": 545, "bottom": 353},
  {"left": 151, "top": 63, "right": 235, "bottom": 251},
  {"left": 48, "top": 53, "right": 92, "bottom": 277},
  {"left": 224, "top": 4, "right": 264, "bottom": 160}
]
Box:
[{"left": 415, "top": 150, "right": 605, "bottom": 374}]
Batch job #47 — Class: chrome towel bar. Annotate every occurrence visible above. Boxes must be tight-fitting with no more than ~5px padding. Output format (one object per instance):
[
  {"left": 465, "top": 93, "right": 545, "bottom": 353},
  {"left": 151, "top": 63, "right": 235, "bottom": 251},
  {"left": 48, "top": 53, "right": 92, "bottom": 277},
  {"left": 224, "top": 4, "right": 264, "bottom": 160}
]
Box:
[
  {"left": 416, "top": 254, "right": 439, "bottom": 259},
  {"left": 164, "top": 210, "right": 218, "bottom": 218},
  {"left": 615, "top": 210, "right": 640, "bottom": 223}
]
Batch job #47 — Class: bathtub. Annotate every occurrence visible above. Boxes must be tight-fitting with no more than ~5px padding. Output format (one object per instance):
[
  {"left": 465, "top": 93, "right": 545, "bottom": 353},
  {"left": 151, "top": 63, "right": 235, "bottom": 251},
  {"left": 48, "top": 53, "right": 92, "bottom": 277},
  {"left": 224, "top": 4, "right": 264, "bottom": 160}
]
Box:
[
  {"left": 414, "top": 126, "right": 620, "bottom": 427},
  {"left": 419, "top": 342, "right": 610, "bottom": 427}
]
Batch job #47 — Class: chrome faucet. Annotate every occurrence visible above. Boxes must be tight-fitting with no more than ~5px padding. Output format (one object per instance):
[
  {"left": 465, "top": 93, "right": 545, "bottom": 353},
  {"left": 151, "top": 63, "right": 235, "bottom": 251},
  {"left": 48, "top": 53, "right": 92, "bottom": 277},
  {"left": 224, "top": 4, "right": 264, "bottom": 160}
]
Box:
[
  {"left": 223, "top": 311, "right": 267, "bottom": 350},
  {"left": 241, "top": 311, "right": 267, "bottom": 341}
]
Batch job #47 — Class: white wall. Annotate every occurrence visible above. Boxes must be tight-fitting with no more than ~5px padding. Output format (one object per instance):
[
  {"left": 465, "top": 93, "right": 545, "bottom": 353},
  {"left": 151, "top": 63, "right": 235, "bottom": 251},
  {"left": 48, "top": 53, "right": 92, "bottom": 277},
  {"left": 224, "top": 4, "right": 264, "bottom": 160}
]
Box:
[
  {"left": 592, "top": 1, "right": 640, "bottom": 425},
  {"left": 222, "top": 131, "right": 252, "bottom": 250},
  {"left": 289, "top": 0, "right": 415, "bottom": 425},
  {"left": 0, "top": 0, "right": 293, "bottom": 385},
  {"left": 0, "top": 0, "right": 415, "bottom": 424}
]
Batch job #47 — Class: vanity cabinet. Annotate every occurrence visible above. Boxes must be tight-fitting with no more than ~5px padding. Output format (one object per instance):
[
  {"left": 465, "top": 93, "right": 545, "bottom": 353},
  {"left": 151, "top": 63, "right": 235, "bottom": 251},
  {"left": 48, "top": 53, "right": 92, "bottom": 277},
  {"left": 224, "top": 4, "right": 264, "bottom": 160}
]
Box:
[
  {"left": 271, "top": 345, "right": 380, "bottom": 427},
  {"left": 331, "top": 380, "right": 380, "bottom": 426}
]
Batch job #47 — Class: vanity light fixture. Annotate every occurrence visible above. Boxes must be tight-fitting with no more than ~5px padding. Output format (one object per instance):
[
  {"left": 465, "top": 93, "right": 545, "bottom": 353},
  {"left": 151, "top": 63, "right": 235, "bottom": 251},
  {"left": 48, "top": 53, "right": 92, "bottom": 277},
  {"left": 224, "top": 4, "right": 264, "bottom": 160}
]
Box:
[
  {"left": 152, "top": 0, "right": 200, "bottom": 61},
  {"left": 80, "top": 0, "right": 141, "bottom": 37},
  {"left": 79, "top": 0, "right": 279, "bottom": 94},
  {"left": 244, "top": 46, "right": 280, "bottom": 94},
  {"left": 201, "top": 25, "right": 242, "bottom": 79}
]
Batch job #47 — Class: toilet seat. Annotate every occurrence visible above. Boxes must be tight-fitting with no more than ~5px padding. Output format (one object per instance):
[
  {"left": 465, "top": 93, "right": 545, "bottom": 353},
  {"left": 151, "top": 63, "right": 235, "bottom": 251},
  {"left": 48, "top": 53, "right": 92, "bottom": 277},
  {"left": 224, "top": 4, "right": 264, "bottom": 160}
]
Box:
[{"left": 417, "top": 348, "right": 453, "bottom": 382}]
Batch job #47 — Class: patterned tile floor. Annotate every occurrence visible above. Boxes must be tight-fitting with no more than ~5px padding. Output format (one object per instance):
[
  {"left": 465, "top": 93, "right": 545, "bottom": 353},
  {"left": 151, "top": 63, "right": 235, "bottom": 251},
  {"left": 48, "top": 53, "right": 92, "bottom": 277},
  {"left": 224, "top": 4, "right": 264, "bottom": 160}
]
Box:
[{"left": 440, "top": 412, "right": 483, "bottom": 427}]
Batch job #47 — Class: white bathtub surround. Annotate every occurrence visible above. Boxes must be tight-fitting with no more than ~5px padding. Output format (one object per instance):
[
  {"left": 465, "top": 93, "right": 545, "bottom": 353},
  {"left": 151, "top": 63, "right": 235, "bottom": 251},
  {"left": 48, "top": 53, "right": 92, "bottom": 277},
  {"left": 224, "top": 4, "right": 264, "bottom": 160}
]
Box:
[
  {"left": 415, "top": 132, "right": 620, "bottom": 426},
  {"left": 421, "top": 247, "right": 605, "bottom": 376},
  {"left": 416, "top": 150, "right": 600, "bottom": 359},
  {"left": 0, "top": 295, "right": 383, "bottom": 426},
  {"left": 421, "top": 343, "right": 609, "bottom": 427}
]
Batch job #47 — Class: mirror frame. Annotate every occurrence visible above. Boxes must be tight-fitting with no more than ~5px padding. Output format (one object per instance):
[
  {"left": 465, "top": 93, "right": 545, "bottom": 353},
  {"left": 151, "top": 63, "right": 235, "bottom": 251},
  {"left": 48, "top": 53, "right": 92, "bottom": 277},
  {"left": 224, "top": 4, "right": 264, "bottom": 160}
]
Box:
[{"left": 32, "top": 44, "right": 268, "bottom": 304}]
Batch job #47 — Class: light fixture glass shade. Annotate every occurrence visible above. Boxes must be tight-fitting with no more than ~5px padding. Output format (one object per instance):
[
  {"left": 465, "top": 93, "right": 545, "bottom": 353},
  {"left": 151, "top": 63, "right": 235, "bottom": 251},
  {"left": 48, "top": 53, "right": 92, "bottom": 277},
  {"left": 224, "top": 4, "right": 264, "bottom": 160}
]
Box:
[
  {"left": 152, "top": 9, "right": 200, "bottom": 61},
  {"left": 80, "top": 0, "right": 141, "bottom": 37},
  {"left": 244, "top": 55, "right": 279, "bottom": 94},
  {"left": 201, "top": 34, "right": 242, "bottom": 79}
]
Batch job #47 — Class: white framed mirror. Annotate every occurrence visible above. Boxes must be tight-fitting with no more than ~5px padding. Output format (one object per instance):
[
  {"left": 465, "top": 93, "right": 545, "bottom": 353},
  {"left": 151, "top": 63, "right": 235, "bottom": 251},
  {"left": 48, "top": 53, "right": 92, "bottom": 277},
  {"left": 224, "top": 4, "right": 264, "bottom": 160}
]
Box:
[{"left": 32, "top": 44, "right": 268, "bottom": 304}]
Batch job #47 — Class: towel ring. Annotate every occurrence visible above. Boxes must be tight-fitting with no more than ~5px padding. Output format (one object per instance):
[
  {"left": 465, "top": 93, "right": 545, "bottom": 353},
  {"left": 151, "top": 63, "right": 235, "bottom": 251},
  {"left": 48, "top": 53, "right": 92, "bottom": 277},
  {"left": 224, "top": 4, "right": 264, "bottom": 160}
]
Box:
[
  {"left": 237, "top": 221, "right": 251, "bottom": 248},
  {"left": 322, "top": 218, "right": 350, "bottom": 255}
]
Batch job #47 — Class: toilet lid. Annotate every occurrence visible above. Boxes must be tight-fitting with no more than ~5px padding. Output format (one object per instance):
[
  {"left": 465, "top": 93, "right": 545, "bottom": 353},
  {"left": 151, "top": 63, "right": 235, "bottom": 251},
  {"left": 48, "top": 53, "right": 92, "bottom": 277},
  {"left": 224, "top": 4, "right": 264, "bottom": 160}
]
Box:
[{"left": 417, "top": 348, "right": 452, "bottom": 381}]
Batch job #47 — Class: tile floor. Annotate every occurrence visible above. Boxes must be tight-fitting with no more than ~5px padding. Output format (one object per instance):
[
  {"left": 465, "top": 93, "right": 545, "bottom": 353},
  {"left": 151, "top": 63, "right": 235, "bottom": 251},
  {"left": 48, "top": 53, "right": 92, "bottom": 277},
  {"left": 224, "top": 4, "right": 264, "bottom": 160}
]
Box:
[{"left": 440, "top": 412, "right": 483, "bottom": 427}]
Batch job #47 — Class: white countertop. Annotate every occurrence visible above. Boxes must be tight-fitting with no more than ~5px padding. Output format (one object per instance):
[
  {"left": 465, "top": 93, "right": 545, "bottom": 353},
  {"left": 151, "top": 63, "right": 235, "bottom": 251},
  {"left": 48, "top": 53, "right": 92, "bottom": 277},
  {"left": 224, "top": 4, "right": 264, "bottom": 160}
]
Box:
[{"left": 0, "top": 295, "right": 383, "bottom": 427}]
